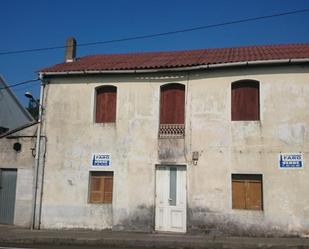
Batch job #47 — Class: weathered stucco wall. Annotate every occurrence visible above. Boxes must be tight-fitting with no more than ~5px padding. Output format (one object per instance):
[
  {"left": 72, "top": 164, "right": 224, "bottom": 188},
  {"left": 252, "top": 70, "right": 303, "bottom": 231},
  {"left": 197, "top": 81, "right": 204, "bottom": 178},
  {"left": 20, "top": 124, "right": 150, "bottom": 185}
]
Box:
[
  {"left": 0, "top": 125, "right": 36, "bottom": 227},
  {"left": 187, "top": 66, "right": 309, "bottom": 236},
  {"left": 41, "top": 64, "right": 309, "bottom": 235}
]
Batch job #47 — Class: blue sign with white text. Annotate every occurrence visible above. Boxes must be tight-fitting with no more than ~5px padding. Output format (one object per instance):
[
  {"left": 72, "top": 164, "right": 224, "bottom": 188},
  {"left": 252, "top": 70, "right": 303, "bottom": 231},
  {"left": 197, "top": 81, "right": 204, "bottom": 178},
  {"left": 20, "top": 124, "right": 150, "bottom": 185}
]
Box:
[
  {"left": 92, "top": 153, "right": 111, "bottom": 166},
  {"left": 279, "top": 153, "right": 303, "bottom": 169}
]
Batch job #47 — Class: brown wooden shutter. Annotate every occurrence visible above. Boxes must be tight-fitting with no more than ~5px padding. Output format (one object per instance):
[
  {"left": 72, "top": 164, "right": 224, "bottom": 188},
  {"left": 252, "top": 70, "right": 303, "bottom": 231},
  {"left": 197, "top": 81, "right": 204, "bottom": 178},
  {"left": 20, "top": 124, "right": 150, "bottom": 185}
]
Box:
[
  {"left": 90, "top": 176, "right": 104, "bottom": 203},
  {"left": 160, "top": 84, "right": 185, "bottom": 124},
  {"left": 232, "top": 81, "right": 259, "bottom": 121},
  {"left": 232, "top": 174, "right": 263, "bottom": 210},
  {"left": 232, "top": 180, "right": 246, "bottom": 209},
  {"left": 246, "top": 180, "right": 263, "bottom": 210},
  {"left": 90, "top": 172, "right": 113, "bottom": 204},
  {"left": 96, "top": 86, "right": 117, "bottom": 123},
  {"left": 103, "top": 176, "right": 113, "bottom": 203}
]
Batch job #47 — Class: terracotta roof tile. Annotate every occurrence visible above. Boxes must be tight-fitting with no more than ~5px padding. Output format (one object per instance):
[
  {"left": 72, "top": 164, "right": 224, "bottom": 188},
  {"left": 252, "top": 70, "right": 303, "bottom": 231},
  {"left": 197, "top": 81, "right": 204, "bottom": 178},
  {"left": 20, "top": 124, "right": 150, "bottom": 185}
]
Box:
[{"left": 40, "top": 44, "right": 309, "bottom": 73}]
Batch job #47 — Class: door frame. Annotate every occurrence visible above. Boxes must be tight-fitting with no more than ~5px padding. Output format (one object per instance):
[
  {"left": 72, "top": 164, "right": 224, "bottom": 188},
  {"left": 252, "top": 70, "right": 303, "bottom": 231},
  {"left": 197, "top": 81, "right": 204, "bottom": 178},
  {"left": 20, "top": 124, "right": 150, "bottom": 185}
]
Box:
[{"left": 154, "top": 164, "right": 187, "bottom": 233}]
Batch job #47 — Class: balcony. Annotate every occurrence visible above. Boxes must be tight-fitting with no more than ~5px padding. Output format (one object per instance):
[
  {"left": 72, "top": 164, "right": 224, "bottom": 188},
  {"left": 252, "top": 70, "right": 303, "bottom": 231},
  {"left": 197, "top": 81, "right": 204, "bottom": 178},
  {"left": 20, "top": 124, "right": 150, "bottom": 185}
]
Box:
[{"left": 159, "top": 124, "right": 185, "bottom": 139}]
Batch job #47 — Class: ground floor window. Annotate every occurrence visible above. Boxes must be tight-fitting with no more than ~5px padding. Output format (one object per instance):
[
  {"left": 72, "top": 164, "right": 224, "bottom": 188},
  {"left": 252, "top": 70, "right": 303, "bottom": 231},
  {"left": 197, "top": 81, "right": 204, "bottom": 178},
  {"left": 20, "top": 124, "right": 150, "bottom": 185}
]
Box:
[
  {"left": 89, "top": 171, "right": 113, "bottom": 204},
  {"left": 231, "top": 174, "right": 263, "bottom": 210}
]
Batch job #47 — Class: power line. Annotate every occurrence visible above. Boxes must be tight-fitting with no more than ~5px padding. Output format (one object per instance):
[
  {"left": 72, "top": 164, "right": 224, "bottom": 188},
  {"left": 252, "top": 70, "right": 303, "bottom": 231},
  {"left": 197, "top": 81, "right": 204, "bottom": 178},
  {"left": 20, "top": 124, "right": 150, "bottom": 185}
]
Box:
[
  {"left": 0, "top": 8, "right": 309, "bottom": 56},
  {"left": 0, "top": 79, "right": 39, "bottom": 91},
  {"left": 13, "top": 81, "right": 41, "bottom": 92}
]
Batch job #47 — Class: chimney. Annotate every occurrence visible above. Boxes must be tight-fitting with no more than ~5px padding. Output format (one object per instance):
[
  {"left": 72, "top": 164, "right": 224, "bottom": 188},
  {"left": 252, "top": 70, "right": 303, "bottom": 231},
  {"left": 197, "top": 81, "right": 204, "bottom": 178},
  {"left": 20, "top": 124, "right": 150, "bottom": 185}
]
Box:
[{"left": 65, "top": 37, "right": 76, "bottom": 62}]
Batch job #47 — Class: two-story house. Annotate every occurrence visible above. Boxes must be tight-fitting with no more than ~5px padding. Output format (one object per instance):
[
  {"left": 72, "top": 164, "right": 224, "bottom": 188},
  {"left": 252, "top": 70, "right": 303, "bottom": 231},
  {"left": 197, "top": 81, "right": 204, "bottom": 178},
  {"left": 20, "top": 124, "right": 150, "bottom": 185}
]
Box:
[{"left": 37, "top": 39, "right": 309, "bottom": 236}]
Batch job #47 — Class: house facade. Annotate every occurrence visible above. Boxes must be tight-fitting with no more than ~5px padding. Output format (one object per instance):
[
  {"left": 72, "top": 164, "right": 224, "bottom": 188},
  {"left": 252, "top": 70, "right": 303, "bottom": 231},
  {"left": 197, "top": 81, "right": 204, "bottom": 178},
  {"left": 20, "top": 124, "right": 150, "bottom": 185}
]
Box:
[{"left": 38, "top": 42, "right": 309, "bottom": 236}]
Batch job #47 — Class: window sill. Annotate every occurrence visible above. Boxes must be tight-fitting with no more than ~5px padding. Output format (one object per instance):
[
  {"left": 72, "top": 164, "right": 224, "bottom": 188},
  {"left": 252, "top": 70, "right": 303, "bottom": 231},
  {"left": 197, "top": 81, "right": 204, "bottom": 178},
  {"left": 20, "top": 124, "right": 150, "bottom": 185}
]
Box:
[
  {"left": 231, "top": 120, "right": 261, "bottom": 131},
  {"left": 232, "top": 208, "right": 263, "bottom": 211},
  {"left": 88, "top": 202, "right": 113, "bottom": 205},
  {"left": 93, "top": 122, "right": 116, "bottom": 127},
  {"left": 231, "top": 208, "right": 264, "bottom": 217},
  {"left": 231, "top": 120, "right": 261, "bottom": 123}
]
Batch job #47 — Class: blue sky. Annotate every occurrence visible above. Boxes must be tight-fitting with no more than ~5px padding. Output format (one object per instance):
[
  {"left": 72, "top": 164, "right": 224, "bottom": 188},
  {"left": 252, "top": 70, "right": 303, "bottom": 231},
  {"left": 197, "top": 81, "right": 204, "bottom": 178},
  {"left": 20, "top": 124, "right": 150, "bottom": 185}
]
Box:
[{"left": 1, "top": 0, "right": 309, "bottom": 106}]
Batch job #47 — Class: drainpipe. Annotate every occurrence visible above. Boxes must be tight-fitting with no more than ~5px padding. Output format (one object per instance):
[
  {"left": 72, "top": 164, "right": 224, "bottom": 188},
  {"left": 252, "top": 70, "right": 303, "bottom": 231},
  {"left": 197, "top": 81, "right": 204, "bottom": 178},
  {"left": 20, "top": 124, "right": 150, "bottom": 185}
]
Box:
[
  {"left": 31, "top": 75, "right": 45, "bottom": 229},
  {"left": 37, "top": 135, "right": 47, "bottom": 229}
]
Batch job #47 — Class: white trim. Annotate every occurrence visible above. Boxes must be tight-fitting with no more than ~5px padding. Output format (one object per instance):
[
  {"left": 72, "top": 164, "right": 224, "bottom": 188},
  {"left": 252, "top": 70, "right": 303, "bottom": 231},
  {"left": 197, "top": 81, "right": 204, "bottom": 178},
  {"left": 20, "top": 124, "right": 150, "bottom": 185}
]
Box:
[{"left": 248, "top": 59, "right": 290, "bottom": 65}]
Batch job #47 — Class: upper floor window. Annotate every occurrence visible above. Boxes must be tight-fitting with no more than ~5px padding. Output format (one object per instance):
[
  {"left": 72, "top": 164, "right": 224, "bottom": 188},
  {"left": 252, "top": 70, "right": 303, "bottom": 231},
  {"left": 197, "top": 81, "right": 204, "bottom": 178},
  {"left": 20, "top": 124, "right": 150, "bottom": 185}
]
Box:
[
  {"left": 231, "top": 80, "right": 259, "bottom": 121},
  {"left": 95, "top": 86, "right": 117, "bottom": 123},
  {"left": 159, "top": 83, "right": 185, "bottom": 138}
]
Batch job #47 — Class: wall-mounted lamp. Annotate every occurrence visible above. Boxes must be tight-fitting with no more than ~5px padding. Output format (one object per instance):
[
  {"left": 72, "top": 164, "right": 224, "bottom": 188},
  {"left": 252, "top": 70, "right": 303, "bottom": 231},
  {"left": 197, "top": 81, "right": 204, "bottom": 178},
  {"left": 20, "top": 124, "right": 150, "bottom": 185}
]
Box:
[
  {"left": 25, "top": 91, "right": 42, "bottom": 121},
  {"left": 25, "top": 91, "right": 39, "bottom": 105},
  {"left": 25, "top": 91, "right": 34, "bottom": 100},
  {"left": 192, "top": 151, "right": 199, "bottom": 165}
]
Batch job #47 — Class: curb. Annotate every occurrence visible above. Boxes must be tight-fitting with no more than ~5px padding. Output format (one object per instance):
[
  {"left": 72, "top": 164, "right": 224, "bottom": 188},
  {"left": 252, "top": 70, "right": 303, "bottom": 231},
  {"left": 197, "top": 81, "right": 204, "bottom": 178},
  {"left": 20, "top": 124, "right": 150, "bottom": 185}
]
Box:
[{"left": 1, "top": 237, "right": 309, "bottom": 249}]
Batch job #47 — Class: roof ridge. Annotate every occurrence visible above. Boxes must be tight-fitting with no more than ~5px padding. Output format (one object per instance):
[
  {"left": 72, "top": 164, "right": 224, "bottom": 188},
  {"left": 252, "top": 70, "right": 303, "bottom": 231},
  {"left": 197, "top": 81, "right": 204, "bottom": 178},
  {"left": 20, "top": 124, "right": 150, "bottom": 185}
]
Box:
[{"left": 78, "top": 43, "right": 309, "bottom": 59}]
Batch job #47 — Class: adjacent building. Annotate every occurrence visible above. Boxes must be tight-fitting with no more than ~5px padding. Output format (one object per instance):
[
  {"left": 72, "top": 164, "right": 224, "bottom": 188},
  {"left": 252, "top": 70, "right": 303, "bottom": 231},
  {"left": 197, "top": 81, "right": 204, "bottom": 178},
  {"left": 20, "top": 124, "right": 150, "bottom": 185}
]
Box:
[
  {"left": 0, "top": 75, "right": 36, "bottom": 226},
  {"left": 37, "top": 41, "right": 309, "bottom": 236},
  {"left": 0, "top": 76, "right": 34, "bottom": 134}
]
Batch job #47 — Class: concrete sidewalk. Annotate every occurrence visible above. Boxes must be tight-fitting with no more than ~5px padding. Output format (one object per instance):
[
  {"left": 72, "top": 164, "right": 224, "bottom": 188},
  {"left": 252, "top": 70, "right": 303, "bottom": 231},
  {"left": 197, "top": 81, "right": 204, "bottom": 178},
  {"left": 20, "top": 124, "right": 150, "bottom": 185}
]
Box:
[{"left": 0, "top": 225, "right": 309, "bottom": 249}]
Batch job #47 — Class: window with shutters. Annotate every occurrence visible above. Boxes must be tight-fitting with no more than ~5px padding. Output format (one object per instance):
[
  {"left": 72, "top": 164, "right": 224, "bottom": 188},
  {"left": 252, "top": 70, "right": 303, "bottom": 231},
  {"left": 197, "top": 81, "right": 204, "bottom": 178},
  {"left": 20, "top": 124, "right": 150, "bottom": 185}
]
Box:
[
  {"left": 231, "top": 174, "right": 263, "bottom": 210},
  {"left": 159, "top": 83, "right": 185, "bottom": 138},
  {"left": 89, "top": 171, "right": 113, "bottom": 204},
  {"left": 95, "top": 86, "right": 117, "bottom": 123},
  {"left": 231, "top": 80, "right": 260, "bottom": 121}
]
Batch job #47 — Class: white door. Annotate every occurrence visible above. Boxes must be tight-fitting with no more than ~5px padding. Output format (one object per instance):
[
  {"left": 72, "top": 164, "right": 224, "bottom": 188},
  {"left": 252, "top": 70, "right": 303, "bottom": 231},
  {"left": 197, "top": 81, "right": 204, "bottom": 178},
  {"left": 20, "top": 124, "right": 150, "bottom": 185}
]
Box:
[{"left": 155, "top": 165, "right": 186, "bottom": 233}]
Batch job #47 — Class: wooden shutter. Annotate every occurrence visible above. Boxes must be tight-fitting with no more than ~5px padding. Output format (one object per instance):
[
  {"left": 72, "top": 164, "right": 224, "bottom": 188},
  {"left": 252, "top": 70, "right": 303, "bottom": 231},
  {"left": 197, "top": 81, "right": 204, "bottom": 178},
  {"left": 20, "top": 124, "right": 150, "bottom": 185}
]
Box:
[
  {"left": 96, "top": 86, "right": 117, "bottom": 123},
  {"left": 90, "top": 172, "right": 113, "bottom": 204},
  {"left": 103, "top": 176, "right": 113, "bottom": 203},
  {"left": 90, "top": 176, "right": 104, "bottom": 203},
  {"left": 232, "top": 81, "right": 259, "bottom": 121},
  {"left": 232, "top": 174, "right": 263, "bottom": 210},
  {"left": 246, "top": 180, "right": 263, "bottom": 210},
  {"left": 232, "top": 180, "right": 246, "bottom": 209},
  {"left": 160, "top": 84, "right": 185, "bottom": 124}
]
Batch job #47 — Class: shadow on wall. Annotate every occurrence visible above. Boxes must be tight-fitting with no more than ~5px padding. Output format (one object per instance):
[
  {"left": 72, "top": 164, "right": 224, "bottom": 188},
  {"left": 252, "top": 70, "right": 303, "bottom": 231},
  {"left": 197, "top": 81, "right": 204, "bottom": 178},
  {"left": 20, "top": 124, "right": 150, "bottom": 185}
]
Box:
[
  {"left": 187, "top": 207, "right": 303, "bottom": 237},
  {"left": 113, "top": 205, "right": 154, "bottom": 232}
]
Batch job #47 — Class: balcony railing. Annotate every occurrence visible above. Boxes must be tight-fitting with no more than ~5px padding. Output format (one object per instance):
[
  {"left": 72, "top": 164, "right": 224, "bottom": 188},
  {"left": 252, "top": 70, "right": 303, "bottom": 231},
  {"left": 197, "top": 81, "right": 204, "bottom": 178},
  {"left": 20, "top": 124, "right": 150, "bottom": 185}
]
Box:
[{"left": 159, "top": 124, "right": 185, "bottom": 138}]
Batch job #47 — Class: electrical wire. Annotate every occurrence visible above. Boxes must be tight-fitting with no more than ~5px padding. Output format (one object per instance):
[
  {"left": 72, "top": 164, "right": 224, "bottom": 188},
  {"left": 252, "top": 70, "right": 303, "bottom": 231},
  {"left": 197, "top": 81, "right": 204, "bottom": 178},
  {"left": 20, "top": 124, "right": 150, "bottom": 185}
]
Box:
[
  {"left": 13, "top": 81, "right": 40, "bottom": 92},
  {"left": 0, "top": 8, "right": 309, "bottom": 56},
  {"left": 0, "top": 79, "right": 39, "bottom": 90}
]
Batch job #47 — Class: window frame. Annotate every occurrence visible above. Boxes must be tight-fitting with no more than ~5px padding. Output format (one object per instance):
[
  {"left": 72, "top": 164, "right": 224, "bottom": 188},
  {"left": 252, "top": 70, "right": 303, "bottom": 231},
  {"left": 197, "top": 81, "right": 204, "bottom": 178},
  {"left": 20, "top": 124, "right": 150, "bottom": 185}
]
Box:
[
  {"left": 159, "top": 83, "right": 186, "bottom": 125},
  {"left": 231, "top": 174, "right": 263, "bottom": 211},
  {"left": 231, "top": 80, "right": 260, "bottom": 121},
  {"left": 88, "top": 171, "right": 114, "bottom": 204},
  {"left": 94, "top": 85, "right": 117, "bottom": 124}
]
